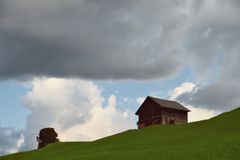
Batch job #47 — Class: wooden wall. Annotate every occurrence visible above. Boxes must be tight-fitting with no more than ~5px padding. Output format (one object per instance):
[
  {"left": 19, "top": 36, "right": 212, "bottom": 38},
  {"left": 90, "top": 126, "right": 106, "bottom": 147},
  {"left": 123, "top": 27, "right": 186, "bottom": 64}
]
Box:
[
  {"left": 161, "top": 108, "right": 187, "bottom": 124},
  {"left": 137, "top": 98, "right": 162, "bottom": 128},
  {"left": 137, "top": 99, "right": 188, "bottom": 128}
]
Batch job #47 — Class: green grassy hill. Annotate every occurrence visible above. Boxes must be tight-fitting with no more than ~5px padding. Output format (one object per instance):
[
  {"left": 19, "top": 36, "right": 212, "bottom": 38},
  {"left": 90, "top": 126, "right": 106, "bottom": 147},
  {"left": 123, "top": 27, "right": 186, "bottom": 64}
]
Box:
[{"left": 1, "top": 108, "right": 240, "bottom": 160}]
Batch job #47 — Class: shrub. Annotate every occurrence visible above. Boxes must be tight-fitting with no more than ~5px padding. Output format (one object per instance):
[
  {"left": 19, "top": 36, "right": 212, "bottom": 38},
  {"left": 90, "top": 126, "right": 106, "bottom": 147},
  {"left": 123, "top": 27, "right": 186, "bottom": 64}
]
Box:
[{"left": 36, "top": 128, "right": 59, "bottom": 149}]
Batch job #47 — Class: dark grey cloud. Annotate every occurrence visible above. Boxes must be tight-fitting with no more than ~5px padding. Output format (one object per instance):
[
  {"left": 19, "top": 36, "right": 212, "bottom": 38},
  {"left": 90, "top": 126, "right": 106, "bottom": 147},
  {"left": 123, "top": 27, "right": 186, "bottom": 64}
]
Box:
[
  {"left": 0, "top": 0, "right": 240, "bottom": 81},
  {"left": 177, "top": 81, "right": 240, "bottom": 111},
  {"left": 171, "top": 0, "right": 240, "bottom": 111},
  {"left": 0, "top": 1, "right": 239, "bottom": 112},
  {"left": 182, "top": 0, "right": 240, "bottom": 80},
  {"left": 0, "top": 127, "right": 23, "bottom": 155},
  {"left": 0, "top": 0, "right": 189, "bottom": 80}
]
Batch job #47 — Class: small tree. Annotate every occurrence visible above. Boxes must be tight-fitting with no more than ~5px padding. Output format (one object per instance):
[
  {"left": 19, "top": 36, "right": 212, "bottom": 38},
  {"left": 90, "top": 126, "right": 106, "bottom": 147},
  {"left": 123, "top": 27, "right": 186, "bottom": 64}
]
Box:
[{"left": 36, "top": 128, "right": 59, "bottom": 149}]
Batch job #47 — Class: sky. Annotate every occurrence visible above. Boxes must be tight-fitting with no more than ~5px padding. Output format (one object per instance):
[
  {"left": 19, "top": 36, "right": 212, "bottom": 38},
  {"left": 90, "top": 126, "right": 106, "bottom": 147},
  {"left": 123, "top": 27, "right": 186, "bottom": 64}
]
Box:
[{"left": 0, "top": 0, "right": 240, "bottom": 155}]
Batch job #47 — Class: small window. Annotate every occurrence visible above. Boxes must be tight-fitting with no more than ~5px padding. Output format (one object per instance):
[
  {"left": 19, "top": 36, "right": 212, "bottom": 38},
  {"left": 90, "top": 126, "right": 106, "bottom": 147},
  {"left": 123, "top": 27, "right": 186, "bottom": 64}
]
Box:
[{"left": 169, "top": 119, "right": 175, "bottom": 124}]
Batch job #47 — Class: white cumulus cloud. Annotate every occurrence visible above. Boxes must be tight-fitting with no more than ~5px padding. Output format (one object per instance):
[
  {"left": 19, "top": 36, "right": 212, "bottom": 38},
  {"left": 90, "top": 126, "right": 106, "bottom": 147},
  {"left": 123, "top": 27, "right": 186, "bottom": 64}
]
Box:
[
  {"left": 20, "top": 78, "right": 135, "bottom": 150},
  {"left": 169, "top": 82, "right": 218, "bottom": 122},
  {"left": 169, "top": 82, "right": 196, "bottom": 100}
]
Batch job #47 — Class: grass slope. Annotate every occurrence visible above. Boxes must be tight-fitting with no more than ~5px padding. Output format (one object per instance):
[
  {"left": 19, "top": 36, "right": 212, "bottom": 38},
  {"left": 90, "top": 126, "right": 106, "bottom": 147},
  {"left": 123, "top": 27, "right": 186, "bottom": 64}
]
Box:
[{"left": 1, "top": 108, "right": 240, "bottom": 160}]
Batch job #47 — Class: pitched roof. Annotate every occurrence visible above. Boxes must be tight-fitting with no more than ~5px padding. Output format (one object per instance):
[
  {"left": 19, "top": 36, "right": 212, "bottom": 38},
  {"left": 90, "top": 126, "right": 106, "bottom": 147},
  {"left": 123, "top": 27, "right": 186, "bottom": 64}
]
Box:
[{"left": 135, "top": 96, "right": 190, "bottom": 114}]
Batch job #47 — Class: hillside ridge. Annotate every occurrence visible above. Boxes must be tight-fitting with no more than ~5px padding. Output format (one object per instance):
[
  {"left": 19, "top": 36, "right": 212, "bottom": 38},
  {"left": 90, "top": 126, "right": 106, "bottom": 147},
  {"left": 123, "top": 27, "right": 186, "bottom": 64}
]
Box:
[{"left": 1, "top": 107, "right": 240, "bottom": 160}]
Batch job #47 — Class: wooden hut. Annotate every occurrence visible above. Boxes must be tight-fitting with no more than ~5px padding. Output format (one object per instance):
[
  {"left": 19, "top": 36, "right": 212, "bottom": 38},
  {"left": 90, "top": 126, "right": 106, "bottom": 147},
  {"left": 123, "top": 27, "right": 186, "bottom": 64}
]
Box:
[{"left": 135, "top": 96, "right": 190, "bottom": 129}]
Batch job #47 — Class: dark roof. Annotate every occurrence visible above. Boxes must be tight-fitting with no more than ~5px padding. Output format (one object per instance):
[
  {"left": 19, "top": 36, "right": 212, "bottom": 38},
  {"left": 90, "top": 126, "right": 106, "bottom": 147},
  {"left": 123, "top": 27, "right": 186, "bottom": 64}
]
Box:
[{"left": 136, "top": 96, "right": 190, "bottom": 114}]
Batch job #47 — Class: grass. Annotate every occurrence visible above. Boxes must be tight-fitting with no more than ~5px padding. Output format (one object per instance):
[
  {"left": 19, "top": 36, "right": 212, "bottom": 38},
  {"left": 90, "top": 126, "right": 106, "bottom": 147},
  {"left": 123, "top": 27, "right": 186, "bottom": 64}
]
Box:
[{"left": 1, "top": 107, "right": 240, "bottom": 160}]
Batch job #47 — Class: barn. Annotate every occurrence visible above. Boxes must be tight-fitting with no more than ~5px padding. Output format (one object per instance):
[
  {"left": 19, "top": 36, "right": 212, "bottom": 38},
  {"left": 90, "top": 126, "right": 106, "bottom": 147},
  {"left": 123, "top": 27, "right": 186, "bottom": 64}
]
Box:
[{"left": 135, "top": 96, "right": 190, "bottom": 129}]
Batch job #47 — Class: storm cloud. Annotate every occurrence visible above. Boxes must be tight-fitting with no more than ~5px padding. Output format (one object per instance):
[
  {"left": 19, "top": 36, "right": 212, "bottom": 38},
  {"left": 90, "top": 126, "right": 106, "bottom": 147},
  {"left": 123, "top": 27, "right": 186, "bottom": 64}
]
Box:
[
  {"left": 0, "top": 0, "right": 240, "bottom": 81},
  {"left": 0, "top": 127, "right": 23, "bottom": 155},
  {"left": 177, "top": 81, "right": 240, "bottom": 111},
  {"left": 0, "top": 1, "right": 240, "bottom": 111},
  {"left": 0, "top": 0, "right": 189, "bottom": 80},
  {"left": 173, "top": 0, "right": 240, "bottom": 111}
]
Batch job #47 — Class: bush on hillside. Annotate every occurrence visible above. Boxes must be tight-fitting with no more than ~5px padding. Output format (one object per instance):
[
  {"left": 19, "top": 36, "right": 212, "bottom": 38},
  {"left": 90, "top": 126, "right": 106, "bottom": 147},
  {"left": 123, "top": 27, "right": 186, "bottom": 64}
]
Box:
[{"left": 36, "top": 128, "right": 59, "bottom": 149}]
